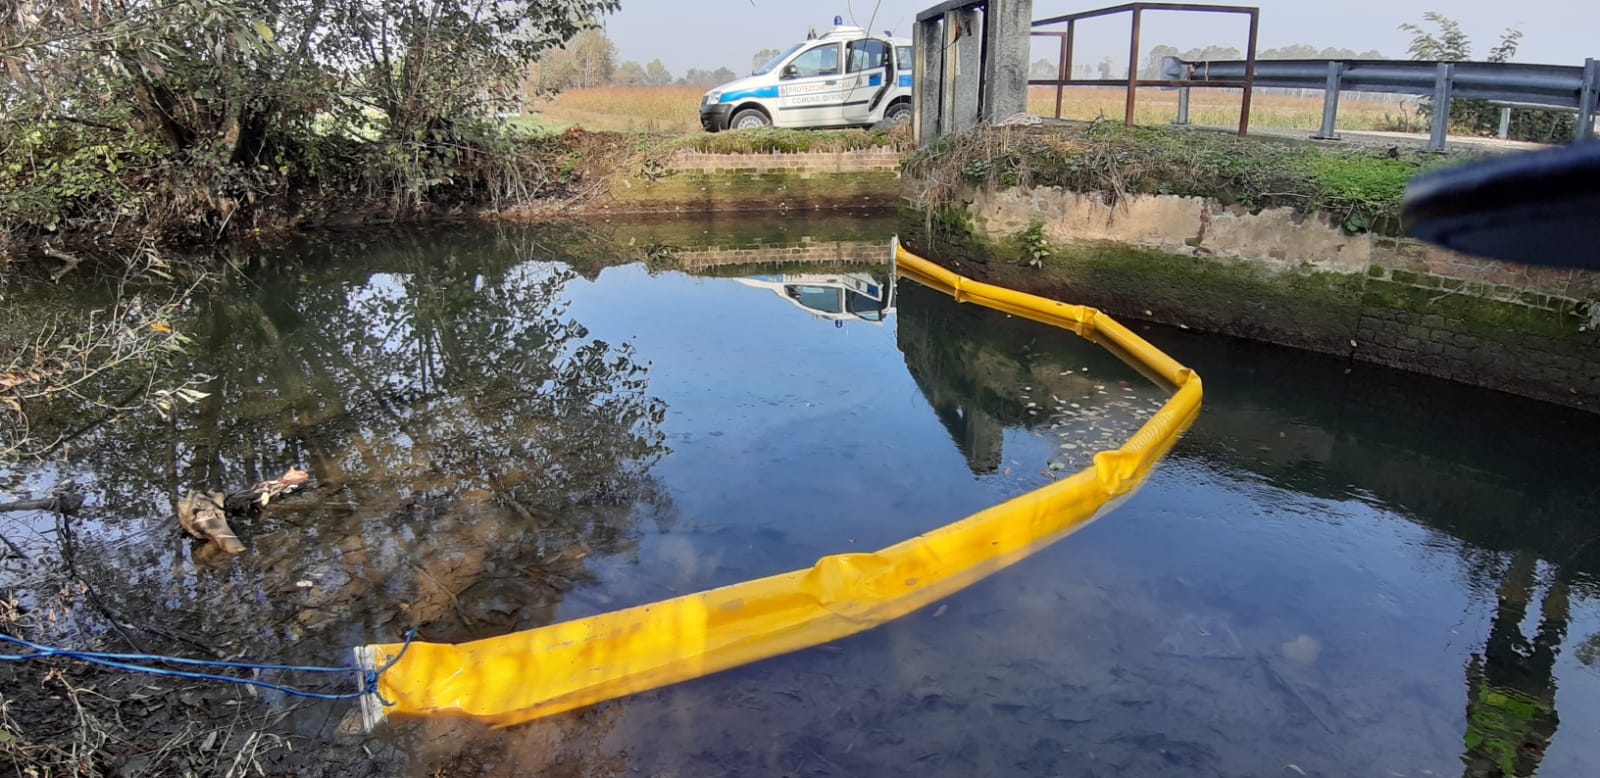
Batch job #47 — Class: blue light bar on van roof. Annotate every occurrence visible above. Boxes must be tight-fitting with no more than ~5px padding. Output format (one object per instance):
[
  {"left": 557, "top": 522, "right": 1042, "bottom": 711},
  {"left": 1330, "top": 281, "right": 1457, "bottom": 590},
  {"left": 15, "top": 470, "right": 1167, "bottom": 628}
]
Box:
[{"left": 834, "top": 15, "right": 843, "bottom": 25}]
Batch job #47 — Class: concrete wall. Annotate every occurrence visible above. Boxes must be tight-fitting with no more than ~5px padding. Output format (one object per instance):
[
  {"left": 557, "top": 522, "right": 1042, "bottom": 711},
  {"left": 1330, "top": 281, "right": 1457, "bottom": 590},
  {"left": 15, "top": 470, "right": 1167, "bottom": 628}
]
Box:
[
  {"left": 673, "top": 240, "right": 886, "bottom": 272},
  {"left": 591, "top": 149, "right": 905, "bottom": 214},
  {"left": 907, "top": 184, "right": 1600, "bottom": 410},
  {"left": 669, "top": 150, "right": 905, "bottom": 174}
]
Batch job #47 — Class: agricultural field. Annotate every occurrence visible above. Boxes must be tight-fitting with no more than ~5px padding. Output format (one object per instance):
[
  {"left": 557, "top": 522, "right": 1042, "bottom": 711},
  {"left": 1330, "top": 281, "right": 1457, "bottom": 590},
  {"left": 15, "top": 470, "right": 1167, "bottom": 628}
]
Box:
[
  {"left": 1025, "top": 85, "right": 1418, "bottom": 132},
  {"left": 519, "top": 85, "right": 1421, "bottom": 135},
  {"left": 524, "top": 85, "right": 709, "bottom": 133}
]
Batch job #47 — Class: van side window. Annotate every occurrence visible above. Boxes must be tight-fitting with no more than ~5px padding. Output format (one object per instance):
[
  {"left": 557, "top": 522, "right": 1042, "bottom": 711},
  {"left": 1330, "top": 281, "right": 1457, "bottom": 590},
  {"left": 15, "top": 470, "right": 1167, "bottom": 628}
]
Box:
[
  {"left": 789, "top": 43, "right": 841, "bottom": 78},
  {"left": 847, "top": 39, "right": 888, "bottom": 73},
  {"left": 896, "top": 46, "right": 913, "bottom": 72}
]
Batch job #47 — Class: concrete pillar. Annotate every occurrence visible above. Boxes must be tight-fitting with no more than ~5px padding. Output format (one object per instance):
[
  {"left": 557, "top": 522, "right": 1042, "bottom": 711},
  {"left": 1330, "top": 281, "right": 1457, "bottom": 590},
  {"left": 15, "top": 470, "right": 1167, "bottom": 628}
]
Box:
[
  {"left": 914, "top": 18, "right": 942, "bottom": 145},
  {"left": 941, "top": 8, "right": 984, "bottom": 135},
  {"left": 1426, "top": 62, "right": 1454, "bottom": 152},
  {"left": 1579, "top": 58, "right": 1597, "bottom": 142},
  {"left": 1313, "top": 61, "right": 1343, "bottom": 139},
  {"left": 980, "top": 0, "right": 1033, "bottom": 124}
]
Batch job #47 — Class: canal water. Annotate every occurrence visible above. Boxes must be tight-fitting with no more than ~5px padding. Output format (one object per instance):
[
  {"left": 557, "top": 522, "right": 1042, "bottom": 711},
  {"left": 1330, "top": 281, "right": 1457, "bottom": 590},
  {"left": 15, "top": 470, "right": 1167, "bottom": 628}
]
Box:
[{"left": 3, "top": 214, "right": 1599, "bottom": 777}]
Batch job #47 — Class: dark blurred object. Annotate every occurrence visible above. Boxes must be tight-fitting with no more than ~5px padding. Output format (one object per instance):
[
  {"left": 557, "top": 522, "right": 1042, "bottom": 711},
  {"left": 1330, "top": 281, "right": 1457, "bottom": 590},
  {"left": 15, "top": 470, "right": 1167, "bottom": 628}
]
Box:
[
  {"left": 1402, "top": 142, "right": 1600, "bottom": 269},
  {"left": 0, "top": 479, "right": 85, "bottom": 514}
]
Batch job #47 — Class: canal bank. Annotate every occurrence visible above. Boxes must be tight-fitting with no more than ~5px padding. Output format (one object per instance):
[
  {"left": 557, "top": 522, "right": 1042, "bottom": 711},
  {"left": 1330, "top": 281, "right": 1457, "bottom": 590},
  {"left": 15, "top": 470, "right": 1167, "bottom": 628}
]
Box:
[{"left": 899, "top": 124, "right": 1600, "bottom": 410}]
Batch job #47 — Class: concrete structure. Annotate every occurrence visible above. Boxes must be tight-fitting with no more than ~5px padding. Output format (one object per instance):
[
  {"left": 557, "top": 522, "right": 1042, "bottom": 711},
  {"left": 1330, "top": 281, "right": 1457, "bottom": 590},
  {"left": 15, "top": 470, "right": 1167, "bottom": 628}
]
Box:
[
  {"left": 579, "top": 148, "right": 906, "bottom": 215},
  {"left": 898, "top": 183, "right": 1600, "bottom": 410},
  {"left": 913, "top": 0, "right": 1034, "bottom": 144}
]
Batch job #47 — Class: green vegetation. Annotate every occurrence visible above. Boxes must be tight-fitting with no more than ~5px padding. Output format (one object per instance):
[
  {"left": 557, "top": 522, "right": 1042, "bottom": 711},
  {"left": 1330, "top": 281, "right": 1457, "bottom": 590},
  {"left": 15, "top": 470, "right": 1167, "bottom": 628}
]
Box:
[
  {"left": 1398, "top": 12, "right": 1576, "bottom": 143},
  {"left": 0, "top": 0, "right": 618, "bottom": 260},
  {"left": 679, "top": 127, "right": 906, "bottom": 154},
  {"left": 904, "top": 122, "right": 1453, "bottom": 235}
]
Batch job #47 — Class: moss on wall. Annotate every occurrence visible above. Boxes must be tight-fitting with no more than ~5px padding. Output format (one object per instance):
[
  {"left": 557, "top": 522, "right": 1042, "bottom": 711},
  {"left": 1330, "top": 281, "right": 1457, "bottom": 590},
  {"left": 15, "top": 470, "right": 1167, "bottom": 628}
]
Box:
[
  {"left": 599, "top": 169, "right": 902, "bottom": 213},
  {"left": 898, "top": 204, "right": 1600, "bottom": 410}
]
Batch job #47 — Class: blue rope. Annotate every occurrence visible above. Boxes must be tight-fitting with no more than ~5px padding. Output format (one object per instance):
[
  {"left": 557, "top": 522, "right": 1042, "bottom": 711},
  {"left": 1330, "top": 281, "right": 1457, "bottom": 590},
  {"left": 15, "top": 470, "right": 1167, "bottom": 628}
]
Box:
[{"left": 0, "top": 630, "right": 417, "bottom": 703}]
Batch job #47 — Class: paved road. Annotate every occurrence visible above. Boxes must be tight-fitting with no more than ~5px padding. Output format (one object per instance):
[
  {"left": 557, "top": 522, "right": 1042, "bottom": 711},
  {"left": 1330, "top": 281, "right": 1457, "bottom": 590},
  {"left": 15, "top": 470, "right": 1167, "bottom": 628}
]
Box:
[
  {"left": 1219, "top": 124, "right": 1551, "bottom": 156},
  {"left": 1037, "top": 116, "right": 1554, "bottom": 157}
]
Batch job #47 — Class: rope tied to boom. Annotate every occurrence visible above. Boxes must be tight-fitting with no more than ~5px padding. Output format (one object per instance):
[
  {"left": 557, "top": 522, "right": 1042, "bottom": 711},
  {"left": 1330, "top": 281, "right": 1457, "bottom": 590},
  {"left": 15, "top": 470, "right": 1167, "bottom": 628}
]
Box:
[{"left": 0, "top": 629, "right": 416, "bottom": 704}]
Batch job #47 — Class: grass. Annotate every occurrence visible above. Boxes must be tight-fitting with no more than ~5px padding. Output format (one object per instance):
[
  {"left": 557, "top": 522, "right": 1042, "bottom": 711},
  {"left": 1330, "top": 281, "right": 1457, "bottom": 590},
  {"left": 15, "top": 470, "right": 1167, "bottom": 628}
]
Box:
[
  {"left": 902, "top": 122, "right": 1457, "bottom": 236},
  {"left": 502, "top": 86, "right": 1444, "bottom": 234},
  {"left": 1026, "top": 86, "right": 1417, "bottom": 132},
  {"left": 518, "top": 85, "right": 1424, "bottom": 137},
  {"left": 524, "top": 85, "right": 709, "bottom": 133},
  {"left": 680, "top": 127, "right": 906, "bottom": 154}
]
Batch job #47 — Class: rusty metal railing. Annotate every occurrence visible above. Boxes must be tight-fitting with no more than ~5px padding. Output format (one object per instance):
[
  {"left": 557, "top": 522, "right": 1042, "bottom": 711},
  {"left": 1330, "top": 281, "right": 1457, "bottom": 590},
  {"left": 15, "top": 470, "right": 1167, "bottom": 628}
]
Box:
[{"left": 1029, "top": 2, "right": 1260, "bottom": 136}]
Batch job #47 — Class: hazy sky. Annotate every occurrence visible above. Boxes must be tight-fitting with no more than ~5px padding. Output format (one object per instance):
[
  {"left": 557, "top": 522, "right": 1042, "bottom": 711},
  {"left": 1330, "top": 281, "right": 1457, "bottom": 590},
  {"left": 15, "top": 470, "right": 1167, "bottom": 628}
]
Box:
[{"left": 606, "top": 0, "right": 1596, "bottom": 76}]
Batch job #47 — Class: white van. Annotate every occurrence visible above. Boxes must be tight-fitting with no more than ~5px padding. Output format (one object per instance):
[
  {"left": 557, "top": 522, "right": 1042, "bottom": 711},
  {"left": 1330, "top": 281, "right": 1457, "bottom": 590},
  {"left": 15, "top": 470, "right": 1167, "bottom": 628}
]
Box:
[{"left": 700, "top": 18, "right": 914, "bottom": 132}]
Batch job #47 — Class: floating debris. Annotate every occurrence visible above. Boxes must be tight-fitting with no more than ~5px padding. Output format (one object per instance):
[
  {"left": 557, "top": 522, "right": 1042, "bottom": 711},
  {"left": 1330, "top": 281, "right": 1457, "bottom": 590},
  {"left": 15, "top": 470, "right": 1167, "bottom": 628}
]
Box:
[{"left": 177, "top": 492, "right": 245, "bottom": 554}]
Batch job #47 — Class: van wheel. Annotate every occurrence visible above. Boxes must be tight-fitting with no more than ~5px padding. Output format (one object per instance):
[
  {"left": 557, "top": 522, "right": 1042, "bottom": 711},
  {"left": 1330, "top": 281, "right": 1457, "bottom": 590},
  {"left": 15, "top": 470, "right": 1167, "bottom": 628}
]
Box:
[
  {"left": 878, "top": 102, "right": 911, "bottom": 129},
  {"left": 731, "top": 109, "right": 771, "bottom": 130}
]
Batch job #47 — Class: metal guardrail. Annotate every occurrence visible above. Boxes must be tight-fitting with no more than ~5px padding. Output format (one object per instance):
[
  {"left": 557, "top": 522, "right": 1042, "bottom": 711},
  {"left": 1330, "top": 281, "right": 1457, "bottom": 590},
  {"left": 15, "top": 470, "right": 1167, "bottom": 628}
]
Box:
[
  {"left": 919, "top": 0, "right": 1597, "bottom": 150},
  {"left": 1159, "top": 56, "right": 1600, "bottom": 149}
]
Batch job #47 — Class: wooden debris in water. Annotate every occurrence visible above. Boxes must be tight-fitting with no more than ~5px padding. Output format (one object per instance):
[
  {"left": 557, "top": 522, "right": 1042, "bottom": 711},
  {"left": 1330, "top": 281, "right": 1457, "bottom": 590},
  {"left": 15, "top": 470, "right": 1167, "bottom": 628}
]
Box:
[
  {"left": 222, "top": 467, "right": 312, "bottom": 514},
  {"left": 178, "top": 491, "right": 246, "bottom": 554},
  {"left": 251, "top": 467, "right": 310, "bottom": 507}
]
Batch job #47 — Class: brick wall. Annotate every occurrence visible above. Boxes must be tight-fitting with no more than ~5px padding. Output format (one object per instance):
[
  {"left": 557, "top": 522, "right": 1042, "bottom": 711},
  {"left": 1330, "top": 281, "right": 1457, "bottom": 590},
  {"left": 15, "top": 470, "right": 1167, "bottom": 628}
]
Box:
[
  {"left": 674, "top": 240, "right": 886, "bottom": 271},
  {"left": 922, "top": 184, "right": 1600, "bottom": 410},
  {"left": 1356, "top": 263, "right": 1599, "bottom": 402},
  {"left": 597, "top": 150, "right": 904, "bottom": 212},
  {"left": 670, "top": 149, "right": 905, "bottom": 176}
]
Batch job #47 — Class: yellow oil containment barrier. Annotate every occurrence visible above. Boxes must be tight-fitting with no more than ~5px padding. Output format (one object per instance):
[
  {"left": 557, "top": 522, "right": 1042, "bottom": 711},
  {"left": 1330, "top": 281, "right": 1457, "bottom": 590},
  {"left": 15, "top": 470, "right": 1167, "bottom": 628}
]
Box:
[{"left": 352, "top": 238, "right": 1203, "bottom": 730}]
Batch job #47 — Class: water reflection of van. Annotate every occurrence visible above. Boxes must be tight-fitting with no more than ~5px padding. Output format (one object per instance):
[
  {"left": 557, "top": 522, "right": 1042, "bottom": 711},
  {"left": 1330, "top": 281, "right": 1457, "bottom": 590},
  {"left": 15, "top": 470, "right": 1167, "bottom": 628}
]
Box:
[{"left": 736, "top": 272, "right": 896, "bottom": 324}]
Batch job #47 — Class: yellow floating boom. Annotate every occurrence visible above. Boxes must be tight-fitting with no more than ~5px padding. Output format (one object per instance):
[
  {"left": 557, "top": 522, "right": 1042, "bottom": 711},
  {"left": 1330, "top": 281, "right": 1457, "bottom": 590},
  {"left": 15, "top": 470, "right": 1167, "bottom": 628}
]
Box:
[{"left": 353, "top": 239, "right": 1203, "bottom": 730}]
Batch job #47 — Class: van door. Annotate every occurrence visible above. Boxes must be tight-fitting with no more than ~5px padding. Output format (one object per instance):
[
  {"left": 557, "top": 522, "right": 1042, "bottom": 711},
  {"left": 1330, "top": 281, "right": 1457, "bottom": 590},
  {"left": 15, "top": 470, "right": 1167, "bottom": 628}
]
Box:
[
  {"left": 895, "top": 45, "right": 915, "bottom": 92},
  {"left": 775, "top": 42, "right": 848, "bottom": 127},
  {"left": 840, "top": 38, "right": 892, "bottom": 126}
]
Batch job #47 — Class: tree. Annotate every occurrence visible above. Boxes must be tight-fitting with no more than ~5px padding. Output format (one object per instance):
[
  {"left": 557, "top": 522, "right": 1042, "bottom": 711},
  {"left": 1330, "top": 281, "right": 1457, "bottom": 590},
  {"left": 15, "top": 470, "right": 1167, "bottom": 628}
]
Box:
[
  {"left": 1400, "top": 12, "right": 1472, "bottom": 60},
  {"left": 1142, "top": 45, "right": 1180, "bottom": 78},
  {"left": 681, "top": 67, "right": 737, "bottom": 86},
  {"left": 524, "top": 27, "right": 617, "bottom": 94},
  {"left": 0, "top": 1, "right": 319, "bottom": 163},
  {"left": 752, "top": 47, "right": 783, "bottom": 74},
  {"left": 568, "top": 28, "right": 619, "bottom": 87},
  {"left": 1486, "top": 28, "right": 1522, "bottom": 64},
  {"left": 2, "top": 0, "right": 624, "bottom": 144},
  {"left": 643, "top": 58, "right": 671, "bottom": 86},
  {"left": 1030, "top": 58, "right": 1058, "bottom": 80},
  {"left": 0, "top": 0, "right": 623, "bottom": 173},
  {"left": 326, "top": 0, "right": 620, "bottom": 137},
  {"left": 615, "top": 60, "right": 645, "bottom": 86},
  {"left": 1179, "top": 45, "right": 1241, "bottom": 62},
  {"left": 1397, "top": 13, "right": 1569, "bottom": 142},
  {"left": 0, "top": 0, "right": 644, "bottom": 260},
  {"left": 1259, "top": 43, "right": 1320, "bottom": 59}
]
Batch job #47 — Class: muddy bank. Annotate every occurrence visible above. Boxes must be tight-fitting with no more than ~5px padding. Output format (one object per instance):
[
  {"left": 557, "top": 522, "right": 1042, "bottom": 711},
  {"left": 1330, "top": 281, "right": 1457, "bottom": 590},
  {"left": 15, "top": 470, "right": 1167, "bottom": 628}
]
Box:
[{"left": 1, "top": 129, "right": 907, "bottom": 281}]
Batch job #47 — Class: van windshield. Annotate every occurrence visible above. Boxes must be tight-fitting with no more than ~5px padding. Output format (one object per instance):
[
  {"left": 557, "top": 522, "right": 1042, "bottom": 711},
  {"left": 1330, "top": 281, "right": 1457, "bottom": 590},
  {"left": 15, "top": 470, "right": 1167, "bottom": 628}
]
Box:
[{"left": 754, "top": 44, "right": 804, "bottom": 75}]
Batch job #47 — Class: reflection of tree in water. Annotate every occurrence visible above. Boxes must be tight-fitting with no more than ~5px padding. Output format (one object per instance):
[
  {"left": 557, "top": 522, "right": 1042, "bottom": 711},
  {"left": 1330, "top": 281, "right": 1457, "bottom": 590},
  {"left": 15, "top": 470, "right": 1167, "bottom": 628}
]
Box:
[
  {"left": 1461, "top": 552, "right": 1568, "bottom": 778},
  {"left": 26, "top": 230, "right": 668, "bottom": 773}
]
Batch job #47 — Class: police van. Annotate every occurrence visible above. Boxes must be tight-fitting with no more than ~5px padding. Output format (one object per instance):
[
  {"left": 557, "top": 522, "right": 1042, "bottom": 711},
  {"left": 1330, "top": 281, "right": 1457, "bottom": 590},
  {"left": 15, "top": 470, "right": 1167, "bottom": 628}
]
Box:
[{"left": 700, "top": 18, "right": 914, "bottom": 132}]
